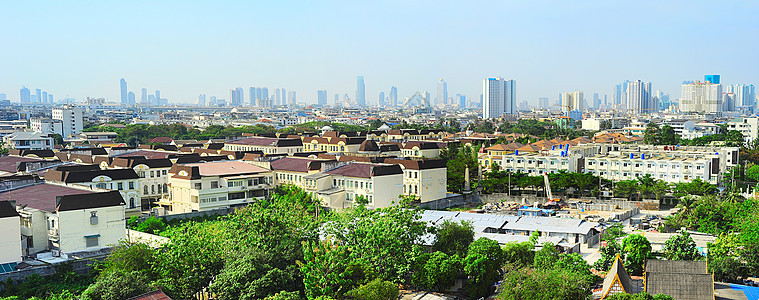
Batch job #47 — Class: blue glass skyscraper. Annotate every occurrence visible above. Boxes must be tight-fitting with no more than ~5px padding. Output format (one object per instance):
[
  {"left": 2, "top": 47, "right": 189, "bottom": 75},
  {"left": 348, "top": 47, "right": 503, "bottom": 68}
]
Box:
[
  {"left": 704, "top": 74, "right": 720, "bottom": 84},
  {"left": 356, "top": 76, "right": 365, "bottom": 106}
]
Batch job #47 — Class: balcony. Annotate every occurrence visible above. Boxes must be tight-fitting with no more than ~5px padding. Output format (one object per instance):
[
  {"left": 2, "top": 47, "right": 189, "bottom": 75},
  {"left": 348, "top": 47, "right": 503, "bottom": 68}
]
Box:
[{"left": 48, "top": 228, "right": 59, "bottom": 240}]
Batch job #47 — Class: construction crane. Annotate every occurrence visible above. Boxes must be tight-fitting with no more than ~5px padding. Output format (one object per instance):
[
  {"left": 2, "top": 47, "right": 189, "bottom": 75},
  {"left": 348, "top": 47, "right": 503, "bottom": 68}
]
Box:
[{"left": 543, "top": 172, "right": 557, "bottom": 203}]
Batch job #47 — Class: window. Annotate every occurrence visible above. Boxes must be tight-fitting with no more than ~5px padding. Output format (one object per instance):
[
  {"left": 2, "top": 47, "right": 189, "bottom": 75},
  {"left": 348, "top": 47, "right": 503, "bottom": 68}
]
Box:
[
  {"left": 117, "top": 182, "right": 123, "bottom": 190},
  {"left": 228, "top": 181, "right": 234, "bottom": 188},
  {"left": 157, "top": 184, "right": 162, "bottom": 194},
  {"left": 211, "top": 181, "right": 219, "bottom": 189},
  {"left": 163, "top": 183, "right": 168, "bottom": 192},
  {"left": 152, "top": 185, "right": 156, "bottom": 194},
  {"left": 150, "top": 171, "right": 155, "bottom": 178},
  {"left": 144, "top": 185, "right": 149, "bottom": 194},
  {"left": 90, "top": 212, "right": 98, "bottom": 225},
  {"left": 128, "top": 181, "right": 134, "bottom": 189},
  {"left": 85, "top": 236, "right": 99, "bottom": 248},
  {"left": 96, "top": 183, "right": 107, "bottom": 189},
  {"left": 194, "top": 183, "right": 202, "bottom": 190},
  {"left": 162, "top": 170, "right": 167, "bottom": 176}
]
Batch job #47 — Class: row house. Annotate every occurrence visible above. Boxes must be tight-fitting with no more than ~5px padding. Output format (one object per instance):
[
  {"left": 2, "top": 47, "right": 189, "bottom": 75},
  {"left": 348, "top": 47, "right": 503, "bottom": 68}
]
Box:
[
  {"left": 269, "top": 156, "right": 342, "bottom": 186},
  {"left": 386, "top": 129, "right": 445, "bottom": 142},
  {"left": 585, "top": 154, "right": 717, "bottom": 184},
  {"left": 401, "top": 141, "right": 441, "bottom": 158},
  {"left": 109, "top": 157, "right": 173, "bottom": 208},
  {"left": 384, "top": 158, "right": 447, "bottom": 203},
  {"left": 166, "top": 161, "right": 274, "bottom": 214},
  {"left": 301, "top": 136, "right": 366, "bottom": 153},
  {"left": 44, "top": 165, "right": 142, "bottom": 215},
  {"left": 0, "top": 184, "right": 125, "bottom": 258},
  {"left": 223, "top": 136, "right": 303, "bottom": 154},
  {"left": 303, "top": 162, "right": 403, "bottom": 209}
]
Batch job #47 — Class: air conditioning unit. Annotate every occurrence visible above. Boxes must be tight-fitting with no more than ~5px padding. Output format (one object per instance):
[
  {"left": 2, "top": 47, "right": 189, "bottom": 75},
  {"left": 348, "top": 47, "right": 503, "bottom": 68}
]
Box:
[{"left": 51, "top": 249, "right": 60, "bottom": 257}]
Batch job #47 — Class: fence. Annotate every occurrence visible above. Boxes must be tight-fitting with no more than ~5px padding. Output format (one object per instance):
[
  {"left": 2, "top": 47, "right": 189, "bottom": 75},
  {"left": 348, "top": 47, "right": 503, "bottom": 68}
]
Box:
[
  {"left": 415, "top": 192, "right": 479, "bottom": 210},
  {"left": 0, "top": 257, "right": 103, "bottom": 289}
]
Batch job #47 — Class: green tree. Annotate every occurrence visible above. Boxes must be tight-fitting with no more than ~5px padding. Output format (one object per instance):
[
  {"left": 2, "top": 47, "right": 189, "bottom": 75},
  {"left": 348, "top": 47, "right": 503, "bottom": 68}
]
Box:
[
  {"left": 207, "top": 252, "right": 301, "bottom": 300},
  {"left": 463, "top": 238, "right": 505, "bottom": 298},
  {"left": 432, "top": 220, "right": 474, "bottom": 256},
  {"left": 411, "top": 251, "right": 462, "bottom": 291},
  {"left": 644, "top": 122, "right": 661, "bottom": 145},
  {"left": 298, "top": 239, "right": 369, "bottom": 299},
  {"left": 533, "top": 243, "right": 559, "bottom": 270},
  {"left": 622, "top": 234, "right": 652, "bottom": 275},
  {"left": 594, "top": 239, "right": 622, "bottom": 272},
  {"left": 79, "top": 271, "right": 153, "bottom": 300},
  {"left": 662, "top": 229, "right": 701, "bottom": 261},
  {"left": 501, "top": 242, "right": 534, "bottom": 267},
  {"left": 659, "top": 125, "right": 680, "bottom": 145},
  {"left": 497, "top": 266, "right": 593, "bottom": 300}
]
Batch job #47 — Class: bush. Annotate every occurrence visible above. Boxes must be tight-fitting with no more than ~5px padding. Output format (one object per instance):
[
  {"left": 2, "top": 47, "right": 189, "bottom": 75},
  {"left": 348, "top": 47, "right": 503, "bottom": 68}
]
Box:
[
  {"left": 345, "top": 279, "right": 398, "bottom": 300},
  {"left": 80, "top": 271, "right": 153, "bottom": 300}
]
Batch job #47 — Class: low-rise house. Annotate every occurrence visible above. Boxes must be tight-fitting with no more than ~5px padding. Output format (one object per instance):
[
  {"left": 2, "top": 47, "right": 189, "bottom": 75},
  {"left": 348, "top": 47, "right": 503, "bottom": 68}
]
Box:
[
  {"left": 304, "top": 162, "right": 403, "bottom": 209},
  {"left": 223, "top": 136, "right": 303, "bottom": 154},
  {"left": 110, "top": 157, "right": 173, "bottom": 208},
  {"left": 166, "top": 161, "right": 274, "bottom": 214},
  {"left": 0, "top": 184, "right": 125, "bottom": 256},
  {"left": 402, "top": 141, "right": 441, "bottom": 158},
  {"left": 302, "top": 136, "right": 366, "bottom": 153},
  {"left": 45, "top": 165, "right": 142, "bottom": 214},
  {"left": 269, "top": 156, "right": 341, "bottom": 187},
  {"left": 3, "top": 132, "right": 54, "bottom": 150}
]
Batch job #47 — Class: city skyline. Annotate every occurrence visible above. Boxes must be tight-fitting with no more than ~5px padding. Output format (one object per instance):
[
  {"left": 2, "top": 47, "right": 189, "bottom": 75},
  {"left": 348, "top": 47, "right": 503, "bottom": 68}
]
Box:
[{"left": 0, "top": 1, "right": 757, "bottom": 105}]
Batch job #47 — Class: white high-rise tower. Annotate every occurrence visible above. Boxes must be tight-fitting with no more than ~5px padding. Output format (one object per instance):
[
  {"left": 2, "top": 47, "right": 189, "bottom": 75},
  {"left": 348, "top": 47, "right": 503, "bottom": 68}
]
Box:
[{"left": 482, "top": 77, "right": 515, "bottom": 119}]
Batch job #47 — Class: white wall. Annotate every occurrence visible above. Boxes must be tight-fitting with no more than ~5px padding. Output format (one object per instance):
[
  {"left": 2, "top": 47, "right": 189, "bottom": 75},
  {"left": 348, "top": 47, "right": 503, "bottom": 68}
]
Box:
[
  {"left": 0, "top": 216, "right": 22, "bottom": 264},
  {"left": 57, "top": 206, "right": 125, "bottom": 253}
]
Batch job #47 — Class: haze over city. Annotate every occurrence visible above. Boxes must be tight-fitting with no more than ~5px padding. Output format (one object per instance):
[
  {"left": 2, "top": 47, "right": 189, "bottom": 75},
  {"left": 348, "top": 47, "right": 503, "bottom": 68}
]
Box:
[{"left": 1, "top": 0, "right": 757, "bottom": 105}]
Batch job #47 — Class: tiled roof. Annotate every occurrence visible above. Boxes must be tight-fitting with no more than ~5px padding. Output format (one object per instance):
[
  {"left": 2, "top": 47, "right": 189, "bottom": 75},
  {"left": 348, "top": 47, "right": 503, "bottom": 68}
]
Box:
[
  {"left": 270, "top": 157, "right": 327, "bottom": 173},
  {"left": 115, "top": 150, "right": 180, "bottom": 159},
  {"left": 0, "top": 155, "right": 42, "bottom": 173},
  {"left": 0, "top": 200, "right": 19, "bottom": 218},
  {"left": 326, "top": 162, "right": 402, "bottom": 178},
  {"left": 57, "top": 190, "right": 125, "bottom": 211},
  {"left": 149, "top": 137, "right": 174, "bottom": 144},
  {"left": 0, "top": 183, "right": 95, "bottom": 212},
  {"left": 227, "top": 137, "right": 302, "bottom": 147},
  {"left": 384, "top": 158, "right": 446, "bottom": 170},
  {"left": 174, "top": 161, "right": 269, "bottom": 178}
]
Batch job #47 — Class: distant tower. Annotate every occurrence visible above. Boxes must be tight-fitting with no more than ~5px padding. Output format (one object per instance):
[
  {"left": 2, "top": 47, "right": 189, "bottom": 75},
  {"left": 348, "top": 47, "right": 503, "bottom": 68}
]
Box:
[
  {"left": 20, "top": 87, "right": 30, "bottom": 103},
  {"left": 198, "top": 94, "right": 206, "bottom": 106},
  {"left": 704, "top": 74, "right": 720, "bottom": 84},
  {"left": 120, "top": 78, "right": 128, "bottom": 105},
  {"left": 378, "top": 91, "right": 386, "bottom": 107},
  {"left": 317, "top": 90, "right": 327, "bottom": 106},
  {"left": 127, "top": 92, "right": 135, "bottom": 105},
  {"left": 390, "top": 86, "right": 398, "bottom": 107},
  {"left": 35, "top": 89, "right": 41, "bottom": 103},
  {"left": 155, "top": 90, "right": 161, "bottom": 104},
  {"left": 141, "top": 88, "right": 147, "bottom": 104},
  {"left": 356, "top": 76, "right": 366, "bottom": 106},
  {"left": 437, "top": 79, "right": 448, "bottom": 106}
]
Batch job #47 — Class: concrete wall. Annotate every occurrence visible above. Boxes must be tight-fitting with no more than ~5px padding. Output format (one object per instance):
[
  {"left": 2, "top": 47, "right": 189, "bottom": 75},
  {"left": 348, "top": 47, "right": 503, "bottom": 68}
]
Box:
[
  {"left": 416, "top": 192, "right": 478, "bottom": 210},
  {"left": 0, "top": 216, "right": 22, "bottom": 264},
  {"left": 58, "top": 205, "right": 126, "bottom": 253}
]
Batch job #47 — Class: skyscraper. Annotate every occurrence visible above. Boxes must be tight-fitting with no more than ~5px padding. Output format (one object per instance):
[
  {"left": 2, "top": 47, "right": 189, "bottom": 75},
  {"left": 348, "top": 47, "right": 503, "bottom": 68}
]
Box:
[
  {"left": 356, "top": 76, "right": 366, "bottom": 106},
  {"left": 437, "top": 79, "right": 448, "bottom": 106},
  {"left": 262, "top": 88, "right": 269, "bottom": 102},
  {"left": 35, "top": 89, "right": 41, "bottom": 103},
  {"left": 680, "top": 80, "right": 722, "bottom": 113},
  {"left": 626, "top": 80, "right": 652, "bottom": 115},
  {"left": 538, "top": 97, "right": 549, "bottom": 108},
  {"left": 458, "top": 94, "right": 466, "bottom": 108},
  {"left": 317, "top": 90, "right": 327, "bottom": 106},
  {"left": 198, "top": 94, "right": 206, "bottom": 106},
  {"left": 276, "top": 89, "right": 282, "bottom": 105},
  {"left": 41, "top": 91, "right": 48, "bottom": 105},
  {"left": 20, "top": 87, "right": 31, "bottom": 103},
  {"left": 378, "top": 92, "right": 386, "bottom": 107},
  {"left": 250, "top": 87, "right": 256, "bottom": 105},
  {"left": 120, "top": 78, "right": 128, "bottom": 105},
  {"left": 155, "top": 90, "right": 161, "bottom": 104},
  {"left": 48, "top": 94, "right": 53, "bottom": 104},
  {"left": 561, "top": 90, "right": 584, "bottom": 111},
  {"left": 725, "top": 84, "right": 756, "bottom": 107},
  {"left": 128, "top": 92, "right": 135, "bottom": 105},
  {"left": 282, "top": 89, "right": 287, "bottom": 106},
  {"left": 389, "top": 86, "right": 398, "bottom": 107},
  {"left": 287, "top": 91, "right": 296, "bottom": 105},
  {"left": 141, "top": 88, "right": 147, "bottom": 104},
  {"left": 482, "top": 77, "right": 516, "bottom": 119},
  {"left": 230, "top": 87, "right": 243, "bottom": 106}
]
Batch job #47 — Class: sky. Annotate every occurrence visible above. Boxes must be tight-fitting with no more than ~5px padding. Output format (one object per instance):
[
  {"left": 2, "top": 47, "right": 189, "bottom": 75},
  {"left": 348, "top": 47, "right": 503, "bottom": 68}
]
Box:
[{"left": 0, "top": 1, "right": 757, "bottom": 105}]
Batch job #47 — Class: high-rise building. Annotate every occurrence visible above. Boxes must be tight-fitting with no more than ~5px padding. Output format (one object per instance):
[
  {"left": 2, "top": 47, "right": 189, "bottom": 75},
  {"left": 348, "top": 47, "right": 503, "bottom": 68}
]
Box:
[
  {"left": 317, "top": 90, "right": 327, "bottom": 106},
  {"left": 458, "top": 94, "right": 466, "bottom": 108},
  {"left": 704, "top": 74, "right": 720, "bottom": 84},
  {"left": 127, "top": 92, "right": 135, "bottom": 105},
  {"left": 593, "top": 93, "right": 600, "bottom": 109},
  {"left": 680, "top": 81, "right": 722, "bottom": 113},
  {"left": 48, "top": 94, "right": 53, "bottom": 104},
  {"left": 210, "top": 96, "right": 217, "bottom": 106},
  {"left": 41, "top": 91, "right": 48, "bottom": 105},
  {"left": 390, "top": 86, "right": 398, "bottom": 107},
  {"left": 155, "top": 90, "right": 161, "bottom": 104},
  {"left": 120, "top": 78, "right": 128, "bottom": 105},
  {"left": 287, "top": 91, "right": 296, "bottom": 105},
  {"left": 282, "top": 89, "right": 287, "bottom": 106},
  {"left": 378, "top": 92, "right": 386, "bottom": 107},
  {"left": 52, "top": 105, "right": 83, "bottom": 138},
  {"left": 724, "top": 84, "right": 756, "bottom": 107},
  {"left": 262, "top": 88, "right": 269, "bottom": 102},
  {"left": 19, "top": 87, "right": 32, "bottom": 103},
  {"left": 626, "top": 80, "right": 652, "bottom": 115},
  {"left": 35, "top": 89, "right": 41, "bottom": 103},
  {"left": 198, "top": 94, "right": 206, "bottom": 106},
  {"left": 538, "top": 97, "right": 549, "bottom": 108},
  {"left": 482, "top": 77, "right": 516, "bottom": 119},
  {"left": 561, "top": 90, "right": 584, "bottom": 112},
  {"left": 230, "top": 87, "right": 243, "bottom": 106},
  {"left": 437, "top": 79, "right": 448, "bottom": 106},
  {"left": 0, "top": 93, "right": 6, "bottom": 100},
  {"left": 356, "top": 76, "right": 366, "bottom": 106},
  {"left": 334, "top": 94, "right": 340, "bottom": 106},
  {"left": 723, "top": 93, "right": 736, "bottom": 111},
  {"left": 249, "top": 87, "right": 256, "bottom": 105},
  {"left": 141, "top": 88, "right": 147, "bottom": 104}
]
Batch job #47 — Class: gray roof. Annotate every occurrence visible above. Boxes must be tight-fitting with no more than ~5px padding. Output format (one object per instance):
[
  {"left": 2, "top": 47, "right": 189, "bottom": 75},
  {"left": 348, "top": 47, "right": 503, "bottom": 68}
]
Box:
[
  {"left": 645, "top": 260, "right": 713, "bottom": 300},
  {"left": 5, "top": 132, "right": 50, "bottom": 140},
  {"left": 503, "top": 216, "right": 600, "bottom": 235},
  {"left": 601, "top": 255, "right": 634, "bottom": 297}
]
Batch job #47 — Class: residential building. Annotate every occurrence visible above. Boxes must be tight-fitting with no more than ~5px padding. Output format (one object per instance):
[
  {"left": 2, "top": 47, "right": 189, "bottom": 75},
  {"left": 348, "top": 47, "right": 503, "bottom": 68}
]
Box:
[
  {"left": 0, "top": 201, "right": 21, "bottom": 264},
  {"left": 44, "top": 165, "right": 142, "bottom": 213},
  {"left": 680, "top": 81, "right": 722, "bottom": 113},
  {"left": 52, "top": 105, "right": 83, "bottom": 138},
  {"left": 120, "top": 78, "right": 128, "bottom": 105},
  {"left": 317, "top": 90, "right": 327, "bottom": 106},
  {"left": 110, "top": 157, "right": 173, "bottom": 208},
  {"left": 166, "top": 161, "right": 274, "bottom": 214},
  {"left": 483, "top": 77, "right": 516, "bottom": 118},
  {"left": 3, "top": 132, "right": 54, "bottom": 150},
  {"left": 385, "top": 158, "right": 447, "bottom": 203},
  {"left": 268, "top": 156, "right": 341, "bottom": 187},
  {"left": 402, "top": 141, "right": 441, "bottom": 158},
  {"left": 0, "top": 184, "right": 125, "bottom": 256},
  {"left": 304, "top": 162, "right": 403, "bottom": 209},
  {"left": 726, "top": 117, "right": 759, "bottom": 143},
  {"left": 30, "top": 118, "right": 63, "bottom": 136},
  {"left": 644, "top": 260, "right": 713, "bottom": 300},
  {"left": 302, "top": 136, "right": 366, "bottom": 153},
  {"left": 223, "top": 136, "right": 303, "bottom": 154},
  {"left": 626, "top": 80, "right": 652, "bottom": 115},
  {"left": 437, "top": 79, "right": 448, "bottom": 106},
  {"left": 724, "top": 84, "right": 756, "bottom": 108}
]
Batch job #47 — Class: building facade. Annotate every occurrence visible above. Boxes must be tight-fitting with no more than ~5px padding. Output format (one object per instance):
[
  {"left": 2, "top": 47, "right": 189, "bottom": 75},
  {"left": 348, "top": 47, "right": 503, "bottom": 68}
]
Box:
[{"left": 483, "top": 77, "right": 516, "bottom": 119}]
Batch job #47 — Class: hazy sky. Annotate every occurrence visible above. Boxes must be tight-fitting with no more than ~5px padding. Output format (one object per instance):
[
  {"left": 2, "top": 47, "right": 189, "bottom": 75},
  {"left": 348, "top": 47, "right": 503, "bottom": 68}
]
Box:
[{"left": 1, "top": 1, "right": 757, "bottom": 105}]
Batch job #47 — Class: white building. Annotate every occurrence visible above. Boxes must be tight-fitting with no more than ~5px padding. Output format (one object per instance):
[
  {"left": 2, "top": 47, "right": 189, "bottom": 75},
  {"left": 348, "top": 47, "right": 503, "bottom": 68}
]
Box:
[
  {"left": 385, "top": 158, "right": 447, "bottom": 203},
  {"left": 724, "top": 84, "right": 756, "bottom": 107},
  {"left": 3, "top": 132, "right": 54, "bottom": 150},
  {"left": 303, "top": 162, "right": 404, "bottom": 209},
  {"left": 29, "top": 118, "right": 63, "bottom": 136},
  {"left": 561, "top": 90, "right": 584, "bottom": 112},
  {"left": 0, "top": 201, "right": 22, "bottom": 264},
  {"left": 223, "top": 136, "right": 303, "bottom": 154},
  {"left": 680, "top": 81, "right": 723, "bottom": 113},
  {"left": 727, "top": 117, "right": 759, "bottom": 144},
  {"left": 52, "top": 105, "right": 83, "bottom": 138},
  {"left": 166, "top": 161, "right": 274, "bottom": 214},
  {"left": 0, "top": 185, "right": 126, "bottom": 256},
  {"left": 44, "top": 165, "right": 142, "bottom": 215},
  {"left": 483, "top": 77, "right": 516, "bottom": 119}
]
